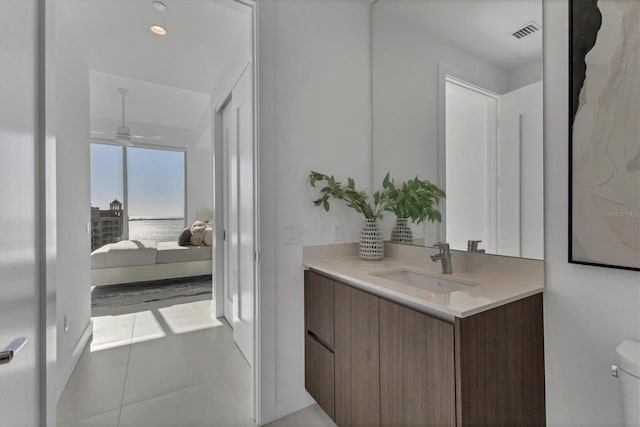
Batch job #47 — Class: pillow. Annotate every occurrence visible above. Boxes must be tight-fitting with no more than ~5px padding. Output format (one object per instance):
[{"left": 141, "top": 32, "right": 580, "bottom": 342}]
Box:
[
  {"left": 190, "top": 220, "right": 207, "bottom": 246},
  {"left": 178, "top": 228, "right": 192, "bottom": 246},
  {"left": 203, "top": 226, "right": 213, "bottom": 246}
]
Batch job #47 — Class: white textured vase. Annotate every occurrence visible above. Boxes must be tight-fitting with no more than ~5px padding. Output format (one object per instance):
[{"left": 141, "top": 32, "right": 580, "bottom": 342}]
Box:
[
  {"left": 359, "top": 218, "right": 384, "bottom": 261},
  {"left": 391, "top": 217, "right": 413, "bottom": 244}
]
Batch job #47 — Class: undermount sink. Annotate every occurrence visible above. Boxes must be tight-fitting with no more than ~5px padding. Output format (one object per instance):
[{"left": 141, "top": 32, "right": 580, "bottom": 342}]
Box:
[{"left": 371, "top": 269, "right": 473, "bottom": 293}]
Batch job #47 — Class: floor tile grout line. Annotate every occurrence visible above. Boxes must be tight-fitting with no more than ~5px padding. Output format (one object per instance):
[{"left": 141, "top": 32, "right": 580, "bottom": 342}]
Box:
[
  {"left": 117, "top": 376, "right": 232, "bottom": 415},
  {"left": 116, "top": 312, "right": 137, "bottom": 427},
  {"left": 220, "top": 375, "right": 248, "bottom": 426}
]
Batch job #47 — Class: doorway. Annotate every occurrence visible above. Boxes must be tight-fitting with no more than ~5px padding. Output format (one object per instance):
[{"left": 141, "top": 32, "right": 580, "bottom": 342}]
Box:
[{"left": 53, "top": 0, "right": 258, "bottom": 425}]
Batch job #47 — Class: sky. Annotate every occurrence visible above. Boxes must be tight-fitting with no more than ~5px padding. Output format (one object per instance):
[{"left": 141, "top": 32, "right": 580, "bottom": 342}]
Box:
[{"left": 90, "top": 144, "right": 185, "bottom": 218}]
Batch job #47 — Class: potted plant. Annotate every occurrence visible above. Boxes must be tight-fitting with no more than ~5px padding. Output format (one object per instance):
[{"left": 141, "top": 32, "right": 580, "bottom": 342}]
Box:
[
  {"left": 309, "top": 171, "right": 395, "bottom": 260},
  {"left": 384, "top": 176, "right": 445, "bottom": 244}
]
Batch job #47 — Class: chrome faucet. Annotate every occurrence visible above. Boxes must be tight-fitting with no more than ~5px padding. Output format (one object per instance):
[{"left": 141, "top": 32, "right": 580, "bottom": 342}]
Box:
[
  {"left": 467, "top": 240, "right": 486, "bottom": 253},
  {"left": 431, "top": 243, "right": 453, "bottom": 274}
]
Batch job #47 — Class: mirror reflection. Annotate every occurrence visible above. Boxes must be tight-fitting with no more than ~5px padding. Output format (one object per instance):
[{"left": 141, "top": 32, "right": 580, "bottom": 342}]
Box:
[{"left": 372, "top": 0, "right": 544, "bottom": 259}]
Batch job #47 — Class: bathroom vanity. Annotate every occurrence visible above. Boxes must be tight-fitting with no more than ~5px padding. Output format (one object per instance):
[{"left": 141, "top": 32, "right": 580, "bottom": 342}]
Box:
[
  {"left": 303, "top": 245, "right": 545, "bottom": 427},
  {"left": 304, "top": 0, "right": 546, "bottom": 423}
]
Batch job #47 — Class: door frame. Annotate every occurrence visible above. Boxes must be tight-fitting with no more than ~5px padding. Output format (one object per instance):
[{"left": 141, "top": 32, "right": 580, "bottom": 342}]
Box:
[
  {"left": 43, "top": 0, "right": 58, "bottom": 424},
  {"left": 42, "top": 0, "right": 263, "bottom": 425},
  {"left": 217, "top": 94, "right": 234, "bottom": 327}
]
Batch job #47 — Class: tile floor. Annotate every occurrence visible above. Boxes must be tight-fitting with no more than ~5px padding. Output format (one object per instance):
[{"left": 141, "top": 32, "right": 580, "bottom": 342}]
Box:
[{"left": 57, "top": 299, "right": 335, "bottom": 427}]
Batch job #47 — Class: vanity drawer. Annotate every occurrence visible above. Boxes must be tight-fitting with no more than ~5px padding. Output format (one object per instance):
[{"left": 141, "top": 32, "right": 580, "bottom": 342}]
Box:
[
  {"left": 304, "top": 270, "right": 334, "bottom": 348},
  {"left": 305, "top": 334, "right": 335, "bottom": 420}
]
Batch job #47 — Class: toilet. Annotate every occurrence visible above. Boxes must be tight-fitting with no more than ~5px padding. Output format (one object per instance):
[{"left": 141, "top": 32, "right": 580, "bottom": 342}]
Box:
[{"left": 616, "top": 340, "right": 640, "bottom": 425}]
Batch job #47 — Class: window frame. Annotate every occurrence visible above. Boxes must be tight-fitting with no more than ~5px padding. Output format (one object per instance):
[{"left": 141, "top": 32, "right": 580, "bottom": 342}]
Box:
[{"left": 90, "top": 141, "right": 187, "bottom": 241}]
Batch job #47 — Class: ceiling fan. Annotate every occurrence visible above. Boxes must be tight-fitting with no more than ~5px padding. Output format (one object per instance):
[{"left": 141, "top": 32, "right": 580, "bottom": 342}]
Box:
[{"left": 91, "top": 88, "right": 162, "bottom": 145}]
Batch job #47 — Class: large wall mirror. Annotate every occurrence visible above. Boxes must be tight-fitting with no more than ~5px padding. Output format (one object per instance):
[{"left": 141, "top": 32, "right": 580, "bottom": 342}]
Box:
[{"left": 372, "top": 0, "right": 544, "bottom": 260}]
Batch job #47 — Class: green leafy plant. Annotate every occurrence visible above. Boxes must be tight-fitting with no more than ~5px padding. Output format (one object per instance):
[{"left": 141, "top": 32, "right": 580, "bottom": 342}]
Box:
[
  {"left": 309, "top": 171, "right": 395, "bottom": 220},
  {"left": 384, "top": 176, "right": 445, "bottom": 224}
]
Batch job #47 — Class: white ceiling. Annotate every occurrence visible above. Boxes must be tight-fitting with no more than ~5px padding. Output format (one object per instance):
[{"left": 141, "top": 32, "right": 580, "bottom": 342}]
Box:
[
  {"left": 90, "top": 71, "right": 212, "bottom": 131},
  {"left": 375, "top": 0, "right": 543, "bottom": 71},
  {"left": 59, "top": 0, "right": 251, "bottom": 95},
  {"left": 59, "top": 0, "right": 250, "bottom": 134}
]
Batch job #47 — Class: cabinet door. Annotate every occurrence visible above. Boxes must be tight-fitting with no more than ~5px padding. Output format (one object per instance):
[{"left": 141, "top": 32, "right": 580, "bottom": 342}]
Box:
[
  {"left": 304, "top": 270, "right": 334, "bottom": 348},
  {"left": 305, "top": 334, "right": 335, "bottom": 420},
  {"left": 379, "top": 299, "right": 455, "bottom": 427},
  {"left": 335, "top": 282, "right": 380, "bottom": 427},
  {"left": 455, "top": 293, "right": 545, "bottom": 426}
]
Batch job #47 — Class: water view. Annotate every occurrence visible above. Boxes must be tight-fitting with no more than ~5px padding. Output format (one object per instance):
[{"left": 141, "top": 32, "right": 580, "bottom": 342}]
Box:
[{"left": 128, "top": 218, "right": 185, "bottom": 242}]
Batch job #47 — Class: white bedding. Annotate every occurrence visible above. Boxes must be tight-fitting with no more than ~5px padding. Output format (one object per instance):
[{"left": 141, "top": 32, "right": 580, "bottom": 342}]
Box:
[
  {"left": 156, "top": 242, "right": 212, "bottom": 264},
  {"left": 91, "top": 240, "right": 211, "bottom": 269}
]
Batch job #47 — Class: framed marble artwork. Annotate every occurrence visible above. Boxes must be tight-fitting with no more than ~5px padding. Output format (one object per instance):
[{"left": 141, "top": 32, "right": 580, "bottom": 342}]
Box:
[{"left": 569, "top": 0, "right": 639, "bottom": 271}]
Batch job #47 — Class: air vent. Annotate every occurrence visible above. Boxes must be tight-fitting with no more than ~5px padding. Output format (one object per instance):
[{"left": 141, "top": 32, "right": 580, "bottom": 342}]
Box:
[{"left": 511, "top": 22, "right": 541, "bottom": 40}]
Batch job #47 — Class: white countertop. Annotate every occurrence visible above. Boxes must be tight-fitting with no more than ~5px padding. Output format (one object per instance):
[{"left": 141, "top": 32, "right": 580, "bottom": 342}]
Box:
[{"left": 304, "top": 248, "right": 544, "bottom": 321}]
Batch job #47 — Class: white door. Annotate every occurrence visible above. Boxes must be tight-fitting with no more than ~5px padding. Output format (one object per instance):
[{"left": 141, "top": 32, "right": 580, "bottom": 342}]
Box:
[
  {"left": 232, "top": 66, "right": 254, "bottom": 366},
  {"left": 445, "top": 78, "right": 498, "bottom": 253},
  {"left": 222, "top": 100, "right": 237, "bottom": 326},
  {"left": 498, "top": 81, "right": 544, "bottom": 258},
  {"left": 221, "top": 66, "right": 254, "bottom": 365},
  {"left": 0, "top": 0, "right": 46, "bottom": 424}
]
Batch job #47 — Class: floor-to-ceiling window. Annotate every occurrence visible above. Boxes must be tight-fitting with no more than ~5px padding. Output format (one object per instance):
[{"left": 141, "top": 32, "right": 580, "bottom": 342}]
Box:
[{"left": 90, "top": 143, "right": 186, "bottom": 250}]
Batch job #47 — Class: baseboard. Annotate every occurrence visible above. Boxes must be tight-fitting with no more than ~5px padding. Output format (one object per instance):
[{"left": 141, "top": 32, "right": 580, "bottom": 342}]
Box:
[
  {"left": 57, "top": 320, "right": 93, "bottom": 401},
  {"left": 275, "top": 389, "right": 316, "bottom": 420}
]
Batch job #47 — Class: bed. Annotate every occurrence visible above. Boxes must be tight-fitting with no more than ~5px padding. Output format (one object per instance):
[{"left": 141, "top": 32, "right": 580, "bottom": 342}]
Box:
[{"left": 91, "top": 240, "right": 213, "bottom": 286}]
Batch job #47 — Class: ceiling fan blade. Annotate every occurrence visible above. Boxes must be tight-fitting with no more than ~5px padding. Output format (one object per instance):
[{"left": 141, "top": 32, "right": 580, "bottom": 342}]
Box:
[
  {"left": 90, "top": 136, "right": 118, "bottom": 144},
  {"left": 130, "top": 135, "right": 163, "bottom": 141},
  {"left": 91, "top": 130, "right": 115, "bottom": 137}
]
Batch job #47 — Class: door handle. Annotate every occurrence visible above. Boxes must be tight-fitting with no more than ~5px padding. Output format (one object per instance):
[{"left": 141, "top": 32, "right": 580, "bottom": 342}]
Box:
[{"left": 0, "top": 338, "right": 27, "bottom": 366}]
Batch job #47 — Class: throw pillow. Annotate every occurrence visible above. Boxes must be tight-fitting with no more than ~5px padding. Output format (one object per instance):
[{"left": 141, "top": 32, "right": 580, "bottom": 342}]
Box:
[
  {"left": 178, "top": 228, "right": 192, "bottom": 246},
  {"left": 190, "top": 220, "right": 207, "bottom": 246},
  {"left": 203, "top": 226, "right": 213, "bottom": 246}
]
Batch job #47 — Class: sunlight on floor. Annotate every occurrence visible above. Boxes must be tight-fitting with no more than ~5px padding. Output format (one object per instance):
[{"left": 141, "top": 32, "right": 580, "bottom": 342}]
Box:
[
  {"left": 158, "top": 300, "right": 223, "bottom": 334},
  {"left": 90, "top": 300, "right": 220, "bottom": 352},
  {"left": 90, "top": 313, "right": 135, "bottom": 352},
  {"left": 131, "top": 310, "right": 166, "bottom": 345}
]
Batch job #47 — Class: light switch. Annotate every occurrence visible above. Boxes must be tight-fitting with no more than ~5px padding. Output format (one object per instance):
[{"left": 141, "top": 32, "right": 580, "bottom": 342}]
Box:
[
  {"left": 86, "top": 221, "right": 91, "bottom": 235},
  {"left": 283, "top": 225, "right": 302, "bottom": 245},
  {"left": 334, "top": 224, "right": 343, "bottom": 241}
]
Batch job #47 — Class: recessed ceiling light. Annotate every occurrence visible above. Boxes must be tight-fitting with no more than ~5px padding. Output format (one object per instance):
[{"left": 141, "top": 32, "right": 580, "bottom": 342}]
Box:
[
  {"left": 152, "top": 1, "right": 167, "bottom": 11},
  {"left": 150, "top": 25, "right": 167, "bottom": 36}
]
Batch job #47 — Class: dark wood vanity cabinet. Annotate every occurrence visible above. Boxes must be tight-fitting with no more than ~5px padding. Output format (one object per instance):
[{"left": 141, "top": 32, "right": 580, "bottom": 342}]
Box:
[
  {"left": 304, "top": 270, "right": 334, "bottom": 348},
  {"left": 304, "top": 334, "right": 335, "bottom": 419},
  {"left": 304, "top": 270, "right": 545, "bottom": 427},
  {"left": 379, "top": 299, "right": 455, "bottom": 426},
  {"left": 454, "top": 294, "right": 546, "bottom": 426},
  {"left": 304, "top": 270, "right": 380, "bottom": 425},
  {"left": 334, "top": 283, "right": 380, "bottom": 427}
]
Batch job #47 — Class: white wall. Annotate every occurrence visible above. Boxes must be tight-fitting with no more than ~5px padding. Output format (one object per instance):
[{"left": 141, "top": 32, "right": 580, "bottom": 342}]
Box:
[
  {"left": 187, "top": 122, "right": 214, "bottom": 224},
  {"left": 508, "top": 59, "right": 543, "bottom": 92},
  {"left": 55, "top": 9, "right": 92, "bottom": 397},
  {"left": 543, "top": 1, "right": 640, "bottom": 425},
  {"left": 372, "top": 3, "right": 510, "bottom": 241},
  {"left": 257, "top": 0, "right": 372, "bottom": 421}
]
